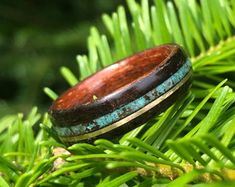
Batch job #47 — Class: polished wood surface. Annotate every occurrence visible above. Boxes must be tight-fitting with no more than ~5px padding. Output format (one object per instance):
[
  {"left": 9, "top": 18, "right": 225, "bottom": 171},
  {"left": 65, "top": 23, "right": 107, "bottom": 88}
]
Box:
[
  {"left": 50, "top": 44, "right": 187, "bottom": 127},
  {"left": 49, "top": 44, "right": 192, "bottom": 144}
]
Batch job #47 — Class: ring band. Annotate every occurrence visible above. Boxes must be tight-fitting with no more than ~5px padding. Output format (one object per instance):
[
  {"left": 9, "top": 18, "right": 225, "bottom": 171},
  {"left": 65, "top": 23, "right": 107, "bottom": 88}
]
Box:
[{"left": 49, "top": 44, "right": 192, "bottom": 144}]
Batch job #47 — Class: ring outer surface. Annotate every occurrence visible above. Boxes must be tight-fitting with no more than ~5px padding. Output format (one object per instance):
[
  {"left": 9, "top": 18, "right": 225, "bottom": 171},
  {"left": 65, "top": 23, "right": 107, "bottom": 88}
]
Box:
[{"left": 49, "top": 44, "right": 192, "bottom": 144}]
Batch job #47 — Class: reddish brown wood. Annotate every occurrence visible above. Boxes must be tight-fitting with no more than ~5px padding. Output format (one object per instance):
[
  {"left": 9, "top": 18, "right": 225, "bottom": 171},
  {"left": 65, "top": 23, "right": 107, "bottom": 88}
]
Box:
[{"left": 49, "top": 44, "right": 188, "bottom": 128}]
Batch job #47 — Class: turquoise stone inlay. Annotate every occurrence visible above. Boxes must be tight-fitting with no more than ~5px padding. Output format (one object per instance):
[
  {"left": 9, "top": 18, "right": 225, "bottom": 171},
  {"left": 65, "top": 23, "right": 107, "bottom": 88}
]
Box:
[{"left": 55, "top": 59, "right": 192, "bottom": 137}]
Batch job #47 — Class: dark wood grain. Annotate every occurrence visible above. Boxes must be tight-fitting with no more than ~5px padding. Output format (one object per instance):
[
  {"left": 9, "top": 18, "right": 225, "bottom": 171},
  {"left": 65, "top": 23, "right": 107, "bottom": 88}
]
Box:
[{"left": 49, "top": 44, "right": 188, "bottom": 128}]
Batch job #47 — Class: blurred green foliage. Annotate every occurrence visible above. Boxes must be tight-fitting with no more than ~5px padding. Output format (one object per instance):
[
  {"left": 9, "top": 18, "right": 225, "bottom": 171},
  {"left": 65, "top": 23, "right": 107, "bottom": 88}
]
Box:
[
  {"left": 0, "top": 0, "right": 124, "bottom": 117},
  {"left": 1, "top": 0, "right": 235, "bottom": 186}
]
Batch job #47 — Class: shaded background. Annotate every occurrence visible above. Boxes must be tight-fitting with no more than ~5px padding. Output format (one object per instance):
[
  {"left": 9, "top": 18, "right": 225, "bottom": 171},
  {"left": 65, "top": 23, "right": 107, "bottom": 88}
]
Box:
[{"left": 0, "top": 0, "right": 124, "bottom": 117}]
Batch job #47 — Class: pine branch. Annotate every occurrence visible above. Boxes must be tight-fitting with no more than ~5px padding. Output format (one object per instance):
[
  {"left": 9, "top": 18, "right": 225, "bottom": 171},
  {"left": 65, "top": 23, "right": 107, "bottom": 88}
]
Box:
[{"left": 1, "top": 0, "right": 235, "bottom": 186}]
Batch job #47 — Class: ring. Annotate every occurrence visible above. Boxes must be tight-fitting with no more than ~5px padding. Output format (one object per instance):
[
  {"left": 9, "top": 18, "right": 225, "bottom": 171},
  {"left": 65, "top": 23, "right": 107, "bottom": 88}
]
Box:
[{"left": 49, "top": 44, "right": 192, "bottom": 144}]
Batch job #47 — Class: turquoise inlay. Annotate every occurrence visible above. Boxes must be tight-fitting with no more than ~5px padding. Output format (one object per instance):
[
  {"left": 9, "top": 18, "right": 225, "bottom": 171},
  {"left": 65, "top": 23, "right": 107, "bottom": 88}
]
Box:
[{"left": 55, "top": 59, "right": 192, "bottom": 137}]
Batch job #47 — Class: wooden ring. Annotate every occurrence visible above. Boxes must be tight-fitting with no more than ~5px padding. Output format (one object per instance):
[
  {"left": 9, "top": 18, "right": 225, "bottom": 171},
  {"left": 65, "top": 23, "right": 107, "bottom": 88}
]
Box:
[{"left": 49, "top": 44, "right": 192, "bottom": 144}]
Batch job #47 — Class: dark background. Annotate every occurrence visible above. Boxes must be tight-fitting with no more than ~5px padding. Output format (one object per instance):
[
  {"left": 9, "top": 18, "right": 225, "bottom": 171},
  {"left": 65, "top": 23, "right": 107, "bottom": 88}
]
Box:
[{"left": 0, "top": 0, "right": 124, "bottom": 117}]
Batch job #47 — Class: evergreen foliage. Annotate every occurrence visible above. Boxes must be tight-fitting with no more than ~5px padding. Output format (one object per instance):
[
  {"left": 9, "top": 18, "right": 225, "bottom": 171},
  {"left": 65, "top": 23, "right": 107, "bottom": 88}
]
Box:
[{"left": 1, "top": 0, "right": 235, "bottom": 186}]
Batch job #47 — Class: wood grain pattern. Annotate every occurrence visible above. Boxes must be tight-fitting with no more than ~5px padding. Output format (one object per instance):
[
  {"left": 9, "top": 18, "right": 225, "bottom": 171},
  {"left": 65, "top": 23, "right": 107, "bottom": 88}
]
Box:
[{"left": 49, "top": 44, "right": 192, "bottom": 144}]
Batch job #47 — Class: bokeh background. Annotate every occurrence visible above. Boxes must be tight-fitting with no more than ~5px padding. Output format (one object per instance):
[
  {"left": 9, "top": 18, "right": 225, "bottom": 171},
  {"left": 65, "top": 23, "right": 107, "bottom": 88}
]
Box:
[{"left": 0, "top": 0, "right": 124, "bottom": 117}]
